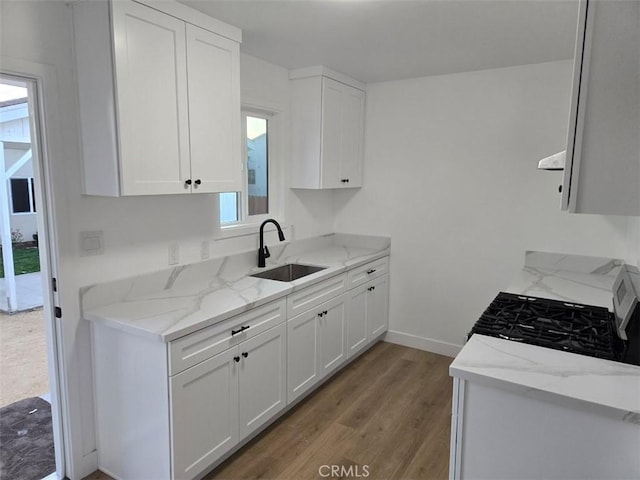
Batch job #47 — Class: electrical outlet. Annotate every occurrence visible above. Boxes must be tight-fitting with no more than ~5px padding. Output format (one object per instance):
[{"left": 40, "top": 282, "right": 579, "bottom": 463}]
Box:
[
  {"left": 80, "top": 231, "right": 104, "bottom": 257},
  {"left": 168, "top": 244, "right": 179, "bottom": 265},
  {"left": 200, "top": 240, "right": 210, "bottom": 260}
]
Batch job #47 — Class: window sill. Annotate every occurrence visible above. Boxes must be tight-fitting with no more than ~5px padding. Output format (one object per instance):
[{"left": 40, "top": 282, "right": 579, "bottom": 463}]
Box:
[{"left": 214, "top": 219, "right": 288, "bottom": 241}]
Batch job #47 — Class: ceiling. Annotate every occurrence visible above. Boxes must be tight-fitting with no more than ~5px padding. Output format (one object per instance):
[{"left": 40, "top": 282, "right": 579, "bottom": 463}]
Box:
[{"left": 179, "top": 0, "right": 579, "bottom": 83}]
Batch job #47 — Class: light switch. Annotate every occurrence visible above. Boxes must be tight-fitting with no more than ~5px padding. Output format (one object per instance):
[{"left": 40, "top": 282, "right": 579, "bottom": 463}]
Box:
[{"left": 80, "top": 231, "right": 104, "bottom": 256}]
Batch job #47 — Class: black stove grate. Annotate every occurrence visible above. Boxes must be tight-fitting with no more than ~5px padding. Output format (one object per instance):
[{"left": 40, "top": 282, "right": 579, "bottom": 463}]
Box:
[{"left": 471, "top": 292, "right": 621, "bottom": 361}]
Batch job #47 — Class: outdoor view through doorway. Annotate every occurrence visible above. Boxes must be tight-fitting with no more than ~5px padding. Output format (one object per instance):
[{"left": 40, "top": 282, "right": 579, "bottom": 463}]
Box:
[{"left": 0, "top": 78, "right": 55, "bottom": 480}]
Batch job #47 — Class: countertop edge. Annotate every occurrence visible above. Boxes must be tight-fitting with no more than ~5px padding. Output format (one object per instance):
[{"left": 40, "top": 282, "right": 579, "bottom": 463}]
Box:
[
  {"left": 449, "top": 363, "right": 639, "bottom": 423},
  {"left": 450, "top": 335, "right": 640, "bottom": 423}
]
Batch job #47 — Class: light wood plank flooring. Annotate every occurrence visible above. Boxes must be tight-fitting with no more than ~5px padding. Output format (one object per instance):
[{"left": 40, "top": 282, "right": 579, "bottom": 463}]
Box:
[{"left": 84, "top": 342, "right": 453, "bottom": 480}]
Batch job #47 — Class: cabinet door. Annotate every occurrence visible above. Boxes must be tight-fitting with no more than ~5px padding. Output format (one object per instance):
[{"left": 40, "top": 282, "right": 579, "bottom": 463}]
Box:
[
  {"left": 111, "top": 0, "right": 190, "bottom": 195},
  {"left": 287, "top": 309, "right": 320, "bottom": 403},
  {"left": 318, "top": 294, "right": 348, "bottom": 377},
  {"left": 320, "top": 77, "right": 344, "bottom": 189},
  {"left": 170, "top": 347, "right": 239, "bottom": 480},
  {"left": 238, "top": 323, "right": 286, "bottom": 438},
  {"left": 186, "top": 24, "right": 242, "bottom": 194},
  {"left": 346, "top": 285, "right": 368, "bottom": 358},
  {"left": 562, "top": 0, "right": 639, "bottom": 215},
  {"left": 339, "top": 85, "right": 365, "bottom": 187},
  {"left": 367, "top": 275, "right": 389, "bottom": 339}
]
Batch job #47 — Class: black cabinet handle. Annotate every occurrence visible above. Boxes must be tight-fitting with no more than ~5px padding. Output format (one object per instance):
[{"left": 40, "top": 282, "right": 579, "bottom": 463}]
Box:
[
  {"left": 341, "top": 178, "right": 350, "bottom": 183},
  {"left": 368, "top": 286, "right": 375, "bottom": 292},
  {"left": 558, "top": 185, "right": 562, "bottom": 193},
  {"left": 184, "top": 179, "right": 192, "bottom": 186},
  {"left": 318, "top": 312, "right": 324, "bottom": 317},
  {"left": 242, "top": 352, "right": 248, "bottom": 358},
  {"left": 194, "top": 179, "right": 202, "bottom": 186},
  {"left": 234, "top": 356, "right": 240, "bottom": 363},
  {"left": 366, "top": 269, "right": 376, "bottom": 275},
  {"left": 231, "top": 325, "right": 250, "bottom": 336},
  {"left": 324, "top": 310, "right": 328, "bottom": 315}
]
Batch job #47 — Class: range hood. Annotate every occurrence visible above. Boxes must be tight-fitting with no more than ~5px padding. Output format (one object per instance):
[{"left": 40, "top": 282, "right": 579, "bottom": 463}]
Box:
[{"left": 537, "top": 150, "right": 566, "bottom": 170}]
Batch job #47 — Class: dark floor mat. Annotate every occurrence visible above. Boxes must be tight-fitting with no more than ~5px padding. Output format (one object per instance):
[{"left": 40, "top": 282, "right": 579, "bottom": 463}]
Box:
[{"left": 0, "top": 396, "right": 55, "bottom": 480}]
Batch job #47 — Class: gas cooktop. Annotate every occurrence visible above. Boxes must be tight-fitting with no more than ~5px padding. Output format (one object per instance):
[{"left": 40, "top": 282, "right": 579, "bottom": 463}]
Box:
[{"left": 470, "top": 291, "right": 639, "bottom": 366}]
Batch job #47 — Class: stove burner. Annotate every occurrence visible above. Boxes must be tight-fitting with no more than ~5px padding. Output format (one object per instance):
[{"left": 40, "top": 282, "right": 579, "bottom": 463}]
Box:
[{"left": 470, "top": 292, "right": 621, "bottom": 362}]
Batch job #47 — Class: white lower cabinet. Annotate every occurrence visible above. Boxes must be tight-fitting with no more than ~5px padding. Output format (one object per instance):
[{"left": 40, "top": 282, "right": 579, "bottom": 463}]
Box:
[
  {"left": 170, "top": 348, "right": 239, "bottom": 480},
  {"left": 318, "top": 295, "right": 348, "bottom": 376},
  {"left": 347, "top": 274, "right": 389, "bottom": 358},
  {"left": 171, "top": 323, "right": 286, "bottom": 479},
  {"left": 287, "top": 294, "right": 347, "bottom": 403},
  {"left": 287, "top": 307, "right": 320, "bottom": 402},
  {"left": 449, "top": 378, "right": 640, "bottom": 479},
  {"left": 237, "top": 323, "right": 287, "bottom": 438}
]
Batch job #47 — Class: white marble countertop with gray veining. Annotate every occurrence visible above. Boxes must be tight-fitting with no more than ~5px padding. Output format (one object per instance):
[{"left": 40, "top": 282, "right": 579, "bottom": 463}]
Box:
[
  {"left": 505, "top": 251, "right": 624, "bottom": 310},
  {"left": 81, "top": 233, "right": 390, "bottom": 342},
  {"left": 451, "top": 251, "right": 640, "bottom": 421},
  {"left": 451, "top": 334, "right": 640, "bottom": 422}
]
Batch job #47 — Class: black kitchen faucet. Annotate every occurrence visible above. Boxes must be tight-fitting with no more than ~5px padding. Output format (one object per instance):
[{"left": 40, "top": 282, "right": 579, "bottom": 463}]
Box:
[{"left": 258, "top": 219, "right": 285, "bottom": 267}]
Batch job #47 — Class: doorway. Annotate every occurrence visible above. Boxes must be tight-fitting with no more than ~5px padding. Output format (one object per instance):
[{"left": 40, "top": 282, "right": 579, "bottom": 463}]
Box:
[{"left": 0, "top": 75, "right": 64, "bottom": 479}]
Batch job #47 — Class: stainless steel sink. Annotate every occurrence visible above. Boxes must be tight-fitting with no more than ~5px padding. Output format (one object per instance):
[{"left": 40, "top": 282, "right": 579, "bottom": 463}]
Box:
[{"left": 250, "top": 263, "right": 326, "bottom": 282}]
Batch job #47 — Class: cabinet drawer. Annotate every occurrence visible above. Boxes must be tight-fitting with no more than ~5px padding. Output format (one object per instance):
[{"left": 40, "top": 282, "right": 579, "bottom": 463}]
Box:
[
  {"left": 169, "top": 299, "right": 286, "bottom": 375},
  {"left": 287, "top": 273, "right": 347, "bottom": 319},
  {"left": 347, "top": 257, "right": 389, "bottom": 290}
]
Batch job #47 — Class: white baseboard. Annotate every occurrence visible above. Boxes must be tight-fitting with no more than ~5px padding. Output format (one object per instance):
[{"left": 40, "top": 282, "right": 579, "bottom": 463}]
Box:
[{"left": 384, "top": 330, "right": 462, "bottom": 358}]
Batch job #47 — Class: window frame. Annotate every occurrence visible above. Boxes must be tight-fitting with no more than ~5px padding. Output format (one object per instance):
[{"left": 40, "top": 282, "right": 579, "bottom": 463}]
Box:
[
  {"left": 9, "top": 177, "right": 36, "bottom": 215},
  {"left": 214, "top": 104, "right": 285, "bottom": 240}
]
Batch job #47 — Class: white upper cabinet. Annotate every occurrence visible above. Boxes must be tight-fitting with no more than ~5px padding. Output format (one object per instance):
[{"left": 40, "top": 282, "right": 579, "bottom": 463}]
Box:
[
  {"left": 561, "top": 0, "right": 640, "bottom": 216},
  {"left": 72, "top": 0, "right": 242, "bottom": 196},
  {"left": 186, "top": 24, "right": 241, "bottom": 194},
  {"left": 290, "top": 67, "right": 366, "bottom": 189}
]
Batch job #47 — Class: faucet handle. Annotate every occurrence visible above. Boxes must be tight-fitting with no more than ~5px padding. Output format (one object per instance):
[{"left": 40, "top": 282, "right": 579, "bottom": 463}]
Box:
[{"left": 263, "top": 245, "right": 271, "bottom": 259}]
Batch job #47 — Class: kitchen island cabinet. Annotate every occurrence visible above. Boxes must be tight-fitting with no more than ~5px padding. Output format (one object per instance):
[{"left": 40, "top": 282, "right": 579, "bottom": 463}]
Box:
[
  {"left": 72, "top": 0, "right": 242, "bottom": 196},
  {"left": 449, "top": 252, "right": 640, "bottom": 479},
  {"left": 561, "top": 0, "right": 639, "bottom": 215},
  {"left": 449, "top": 335, "right": 640, "bottom": 480}
]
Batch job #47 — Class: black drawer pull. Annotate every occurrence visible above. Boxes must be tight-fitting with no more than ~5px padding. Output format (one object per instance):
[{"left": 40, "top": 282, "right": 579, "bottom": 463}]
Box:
[
  {"left": 368, "top": 286, "right": 376, "bottom": 292},
  {"left": 233, "top": 356, "right": 240, "bottom": 363},
  {"left": 242, "top": 352, "right": 248, "bottom": 358},
  {"left": 231, "top": 325, "right": 250, "bottom": 336},
  {"left": 366, "top": 269, "right": 376, "bottom": 274}
]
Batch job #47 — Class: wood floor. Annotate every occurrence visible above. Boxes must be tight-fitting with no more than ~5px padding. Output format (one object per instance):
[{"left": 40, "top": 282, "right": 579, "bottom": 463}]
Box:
[{"left": 84, "top": 342, "right": 453, "bottom": 480}]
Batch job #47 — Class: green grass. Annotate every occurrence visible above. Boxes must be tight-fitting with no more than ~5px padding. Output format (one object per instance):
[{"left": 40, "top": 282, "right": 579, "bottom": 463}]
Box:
[{"left": 0, "top": 247, "right": 41, "bottom": 278}]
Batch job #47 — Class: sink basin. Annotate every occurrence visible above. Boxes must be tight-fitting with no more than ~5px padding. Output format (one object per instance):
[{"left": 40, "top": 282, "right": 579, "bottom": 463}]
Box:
[{"left": 250, "top": 263, "right": 326, "bottom": 282}]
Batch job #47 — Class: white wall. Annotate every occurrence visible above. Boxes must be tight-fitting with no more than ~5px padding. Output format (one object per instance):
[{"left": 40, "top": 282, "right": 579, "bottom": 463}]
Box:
[
  {"left": 334, "top": 60, "right": 632, "bottom": 353},
  {"left": 1, "top": 2, "right": 333, "bottom": 477}
]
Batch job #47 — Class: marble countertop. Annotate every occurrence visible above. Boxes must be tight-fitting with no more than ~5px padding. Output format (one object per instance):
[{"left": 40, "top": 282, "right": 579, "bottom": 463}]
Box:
[
  {"left": 451, "top": 251, "right": 640, "bottom": 421},
  {"left": 82, "top": 233, "right": 390, "bottom": 342},
  {"left": 451, "top": 334, "right": 640, "bottom": 422},
  {"left": 504, "top": 251, "right": 624, "bottom": 310}
]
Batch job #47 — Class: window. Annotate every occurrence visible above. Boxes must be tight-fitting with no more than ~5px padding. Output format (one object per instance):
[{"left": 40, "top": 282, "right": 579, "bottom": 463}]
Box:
[
  {"left": 10, "top": 178, "right": 36, "bottom": 214},
  {"left": 217, "top": 108, "right": 282, "bottom": 236}
]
